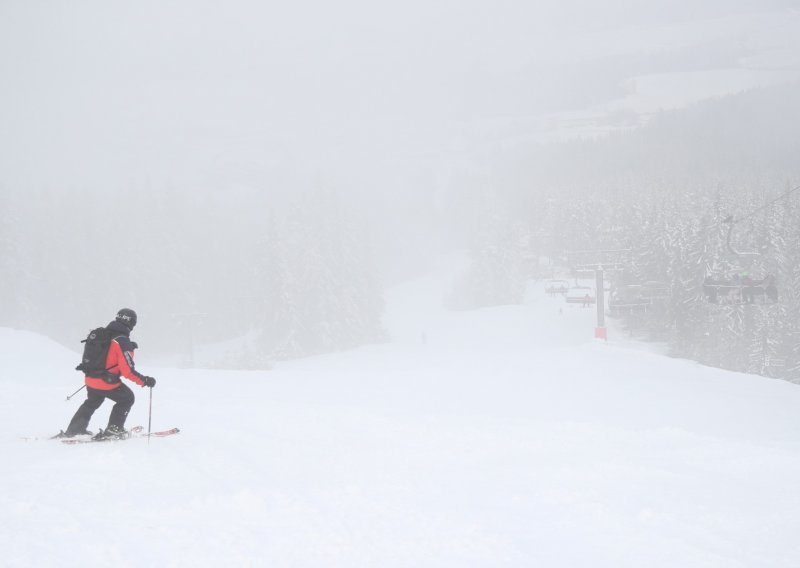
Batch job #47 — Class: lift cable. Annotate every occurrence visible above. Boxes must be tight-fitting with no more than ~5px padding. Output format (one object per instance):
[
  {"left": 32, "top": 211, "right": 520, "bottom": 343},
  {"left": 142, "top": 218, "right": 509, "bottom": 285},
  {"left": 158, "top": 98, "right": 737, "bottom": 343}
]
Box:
[{"left": 723, "top": 183, "right": 800, "bottom": 257}]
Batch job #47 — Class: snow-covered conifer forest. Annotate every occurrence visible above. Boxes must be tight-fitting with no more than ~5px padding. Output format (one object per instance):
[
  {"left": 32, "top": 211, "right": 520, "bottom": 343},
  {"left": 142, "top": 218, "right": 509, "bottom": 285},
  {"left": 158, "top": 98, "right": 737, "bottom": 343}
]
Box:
[
  {"left": 451, "top": 84, "right": 800, "bottom": 381},
  {"left": 3, "top": 58, "right": 799, "bottom": 378}
]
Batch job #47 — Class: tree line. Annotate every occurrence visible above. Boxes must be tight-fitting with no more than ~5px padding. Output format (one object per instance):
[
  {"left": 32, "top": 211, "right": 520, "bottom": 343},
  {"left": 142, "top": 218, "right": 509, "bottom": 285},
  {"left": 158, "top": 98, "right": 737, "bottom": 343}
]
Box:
[
  {"left": 0, "top": 184, "right": 384, "bottom": 367},
  {"left": 453, "top": 82, "right": 800, "bottom": 383}
]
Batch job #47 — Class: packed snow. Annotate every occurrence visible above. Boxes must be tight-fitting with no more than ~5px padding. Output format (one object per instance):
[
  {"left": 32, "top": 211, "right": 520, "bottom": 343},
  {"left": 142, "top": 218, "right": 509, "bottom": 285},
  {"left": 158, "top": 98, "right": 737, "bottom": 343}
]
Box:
[{"left": 3, "top": 261, "right": 800, "bottom": 567}]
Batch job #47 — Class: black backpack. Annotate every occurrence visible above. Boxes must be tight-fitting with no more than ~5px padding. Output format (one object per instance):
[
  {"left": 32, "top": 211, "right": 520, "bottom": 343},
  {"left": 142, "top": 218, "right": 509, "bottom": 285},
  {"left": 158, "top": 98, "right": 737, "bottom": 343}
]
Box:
[{"left": 75, "top": 327, "right": 115, "bottom": 377}]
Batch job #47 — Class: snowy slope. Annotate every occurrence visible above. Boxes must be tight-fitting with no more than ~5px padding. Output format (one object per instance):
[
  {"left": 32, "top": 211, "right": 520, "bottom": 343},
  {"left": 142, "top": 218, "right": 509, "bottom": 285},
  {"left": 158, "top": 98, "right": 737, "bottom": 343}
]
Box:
[{"left": 3, "top": 262, "right": 800, "bottom": 567}]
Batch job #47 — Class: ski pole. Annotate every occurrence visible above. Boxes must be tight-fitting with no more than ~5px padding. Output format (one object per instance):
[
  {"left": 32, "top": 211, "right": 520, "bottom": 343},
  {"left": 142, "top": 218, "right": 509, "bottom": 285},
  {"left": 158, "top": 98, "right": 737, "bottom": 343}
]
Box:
[
  {"left": 147, "top": 385, "right": 153, "bottom": 443},
  {"left": 66, "top": 384, "right": 86, "bottom": 401}
]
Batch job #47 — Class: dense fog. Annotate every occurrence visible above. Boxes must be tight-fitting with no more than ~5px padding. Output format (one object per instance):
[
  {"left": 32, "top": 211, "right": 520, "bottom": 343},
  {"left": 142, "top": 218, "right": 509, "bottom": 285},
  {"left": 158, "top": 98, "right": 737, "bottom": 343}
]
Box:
[{"left": 1, "top": 1, "right": 799, "bottom": 373}]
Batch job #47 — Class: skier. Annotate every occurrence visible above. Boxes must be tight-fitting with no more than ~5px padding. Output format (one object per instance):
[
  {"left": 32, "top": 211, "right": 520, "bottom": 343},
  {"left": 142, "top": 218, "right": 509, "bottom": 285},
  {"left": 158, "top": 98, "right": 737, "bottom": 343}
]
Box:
[{"left": 59, "top": 309, "right": 156, "bottom": 439}]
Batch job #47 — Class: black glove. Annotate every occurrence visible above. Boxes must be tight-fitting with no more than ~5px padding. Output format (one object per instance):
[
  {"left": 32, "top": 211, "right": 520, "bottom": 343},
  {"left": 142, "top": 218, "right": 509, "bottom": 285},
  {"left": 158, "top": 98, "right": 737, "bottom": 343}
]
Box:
[{"left": 142, "top": 376, "right": 156, "bottom": 388}]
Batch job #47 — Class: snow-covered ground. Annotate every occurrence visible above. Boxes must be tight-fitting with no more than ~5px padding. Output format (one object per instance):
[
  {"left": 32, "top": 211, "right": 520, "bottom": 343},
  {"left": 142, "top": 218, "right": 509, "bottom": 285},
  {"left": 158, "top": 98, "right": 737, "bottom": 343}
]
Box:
[{"left": 3, "top": 262, "right": 800, "bottom": 567}]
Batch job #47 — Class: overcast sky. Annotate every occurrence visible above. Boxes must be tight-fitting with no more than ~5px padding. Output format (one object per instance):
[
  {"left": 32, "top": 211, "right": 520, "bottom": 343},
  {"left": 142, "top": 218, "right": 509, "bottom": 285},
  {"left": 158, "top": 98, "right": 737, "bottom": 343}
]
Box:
[{"left": 1, "top": 0, "right": 799, "bottom": 192}]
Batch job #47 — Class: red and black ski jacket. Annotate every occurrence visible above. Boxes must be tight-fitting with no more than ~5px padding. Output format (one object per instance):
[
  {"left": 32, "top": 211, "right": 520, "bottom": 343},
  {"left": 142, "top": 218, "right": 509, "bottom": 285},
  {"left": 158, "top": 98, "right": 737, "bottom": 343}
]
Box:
[{"left": 85, "top": 321, "right": 146, "bottom": 390}]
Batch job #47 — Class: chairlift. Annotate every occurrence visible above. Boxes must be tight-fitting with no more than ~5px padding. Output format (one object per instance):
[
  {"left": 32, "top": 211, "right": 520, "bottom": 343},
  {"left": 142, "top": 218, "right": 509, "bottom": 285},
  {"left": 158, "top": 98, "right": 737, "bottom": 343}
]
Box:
[
  {"left": 721, "top": 183, "right": 800, "bottom": 259},
  {"left": 640, "top": 281, "right": 670, "bottom": 301},
  {"left": 711, "top": 185, "right": 800, "bottom": 304},
  {"left": 722, "top": 216, "right": 761, "bottom": 258},
  {"left": 607, "top": 284, "right": 651, "bottom": 317},
  {"left": 565, "top": 286, "right": 595, "bottom": 305},
  {"left": 702, "top": 272, "right": 778, "bottom": 305},
  {"left": 545, "top": 279, "right": 570, "bottom": 295}
]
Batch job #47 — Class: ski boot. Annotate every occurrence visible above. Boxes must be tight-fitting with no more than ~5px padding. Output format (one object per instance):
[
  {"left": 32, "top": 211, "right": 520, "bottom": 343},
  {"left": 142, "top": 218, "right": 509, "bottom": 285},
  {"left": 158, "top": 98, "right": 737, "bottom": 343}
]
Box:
[{"left": 93, "top": 425, "right": 129, "bottom": 441}]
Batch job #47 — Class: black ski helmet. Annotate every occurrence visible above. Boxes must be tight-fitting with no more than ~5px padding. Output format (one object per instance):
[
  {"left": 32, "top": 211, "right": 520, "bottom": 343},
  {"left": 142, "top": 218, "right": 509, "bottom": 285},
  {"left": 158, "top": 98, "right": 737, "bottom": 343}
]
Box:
[{"left": 115, "top": 308, "right": 137, "bottom": 329}]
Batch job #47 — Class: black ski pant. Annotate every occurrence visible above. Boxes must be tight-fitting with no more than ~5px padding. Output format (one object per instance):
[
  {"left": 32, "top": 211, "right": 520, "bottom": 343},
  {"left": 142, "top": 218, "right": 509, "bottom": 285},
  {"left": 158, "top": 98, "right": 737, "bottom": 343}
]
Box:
[{"left": 66, "top": 384, "right": 135, "bottom": 435}]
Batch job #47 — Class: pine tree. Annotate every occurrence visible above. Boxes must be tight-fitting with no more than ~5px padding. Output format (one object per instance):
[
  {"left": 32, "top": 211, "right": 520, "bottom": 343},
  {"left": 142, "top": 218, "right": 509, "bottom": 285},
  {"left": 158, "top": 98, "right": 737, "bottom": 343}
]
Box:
[{"left": 451, "top": 213, "right": 528, "bottom": 309}]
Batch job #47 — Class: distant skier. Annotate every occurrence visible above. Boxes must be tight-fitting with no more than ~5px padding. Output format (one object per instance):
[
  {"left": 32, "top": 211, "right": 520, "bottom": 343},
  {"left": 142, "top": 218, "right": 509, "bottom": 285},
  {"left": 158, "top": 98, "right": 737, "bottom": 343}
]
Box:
[{"left": 57, "top": 309, "right": 156, "bottom": 440}]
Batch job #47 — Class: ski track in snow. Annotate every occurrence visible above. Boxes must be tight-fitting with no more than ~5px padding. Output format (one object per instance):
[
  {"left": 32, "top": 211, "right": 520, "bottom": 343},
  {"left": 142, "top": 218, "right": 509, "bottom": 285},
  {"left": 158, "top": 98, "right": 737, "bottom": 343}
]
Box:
[{"left": 3, "top": 262, "right": 800, "bottom": 567}]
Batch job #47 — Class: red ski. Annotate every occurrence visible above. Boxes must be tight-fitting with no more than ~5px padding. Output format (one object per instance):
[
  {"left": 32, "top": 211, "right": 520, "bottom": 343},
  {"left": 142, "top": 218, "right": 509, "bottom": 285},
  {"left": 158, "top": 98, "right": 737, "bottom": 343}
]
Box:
[{"left": 61, "top": 426, "right": 180, "bottom": 444}]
